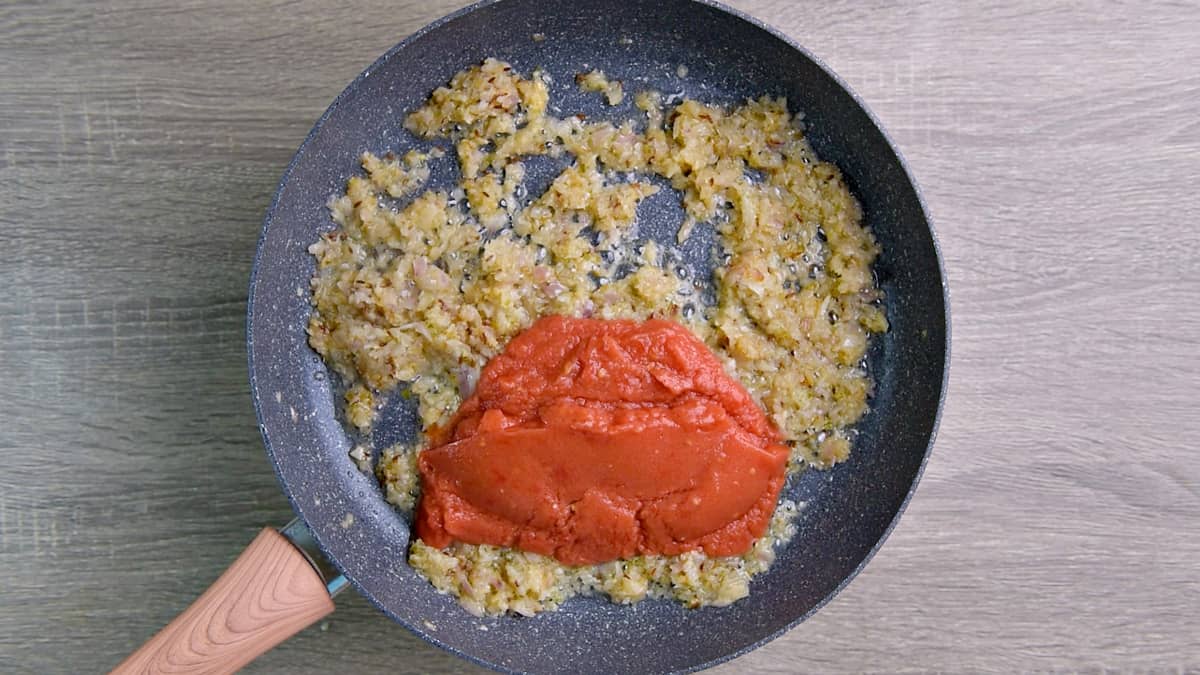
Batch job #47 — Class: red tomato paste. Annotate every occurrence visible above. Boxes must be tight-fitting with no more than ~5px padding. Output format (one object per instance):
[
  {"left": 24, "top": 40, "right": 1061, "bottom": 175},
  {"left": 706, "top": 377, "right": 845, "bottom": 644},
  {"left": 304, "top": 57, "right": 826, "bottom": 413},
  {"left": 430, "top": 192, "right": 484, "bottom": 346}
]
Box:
[{"left": 415, "top": 316, "right": 789, "bottom": 566}]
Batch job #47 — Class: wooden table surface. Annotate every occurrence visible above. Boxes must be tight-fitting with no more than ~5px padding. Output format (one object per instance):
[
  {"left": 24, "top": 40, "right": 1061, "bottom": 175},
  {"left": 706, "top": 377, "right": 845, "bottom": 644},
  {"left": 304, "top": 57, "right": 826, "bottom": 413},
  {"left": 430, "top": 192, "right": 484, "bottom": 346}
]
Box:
[{"left": 2, "top": 0, "right": 1198, "bottom": 672}]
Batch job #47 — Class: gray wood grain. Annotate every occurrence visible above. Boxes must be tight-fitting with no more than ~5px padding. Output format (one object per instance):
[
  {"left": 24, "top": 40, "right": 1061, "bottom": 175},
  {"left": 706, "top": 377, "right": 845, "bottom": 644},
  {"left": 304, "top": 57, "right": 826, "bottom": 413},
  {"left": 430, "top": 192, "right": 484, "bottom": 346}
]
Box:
[{"left": 1, "top": 0, "right": 1197, "bottom": 672}]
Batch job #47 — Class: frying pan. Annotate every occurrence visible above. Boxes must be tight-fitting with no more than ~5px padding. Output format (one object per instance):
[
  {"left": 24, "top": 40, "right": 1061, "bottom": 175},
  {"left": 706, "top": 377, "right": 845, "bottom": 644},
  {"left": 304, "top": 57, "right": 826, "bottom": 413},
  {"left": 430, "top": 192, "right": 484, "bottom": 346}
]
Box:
[{"left": 113, "top": 0, "right": 949, "bottom": 672}]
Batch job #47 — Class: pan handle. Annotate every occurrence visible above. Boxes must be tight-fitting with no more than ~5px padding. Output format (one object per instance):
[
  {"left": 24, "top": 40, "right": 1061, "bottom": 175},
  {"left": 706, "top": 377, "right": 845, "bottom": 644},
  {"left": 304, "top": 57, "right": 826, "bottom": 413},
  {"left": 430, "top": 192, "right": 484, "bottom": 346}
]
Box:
[{"left": 110, "top": 522, "right": 338, "bottom": 674}]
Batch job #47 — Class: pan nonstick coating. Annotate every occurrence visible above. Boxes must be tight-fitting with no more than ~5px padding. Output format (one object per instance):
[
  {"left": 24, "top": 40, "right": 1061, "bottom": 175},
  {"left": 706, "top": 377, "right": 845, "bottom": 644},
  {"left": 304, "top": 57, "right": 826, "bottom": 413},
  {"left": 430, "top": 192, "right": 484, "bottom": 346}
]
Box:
[{"left": 248, "top": 0, "right": 948, "bottom": 672}]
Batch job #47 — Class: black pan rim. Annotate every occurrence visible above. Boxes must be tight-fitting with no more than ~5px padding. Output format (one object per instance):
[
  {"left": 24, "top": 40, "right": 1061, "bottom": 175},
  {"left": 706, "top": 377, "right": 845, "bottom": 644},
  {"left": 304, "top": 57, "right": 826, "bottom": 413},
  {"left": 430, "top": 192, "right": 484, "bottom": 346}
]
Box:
[{"left": 247, "top": 0, "right": 951, "bottom": 671}]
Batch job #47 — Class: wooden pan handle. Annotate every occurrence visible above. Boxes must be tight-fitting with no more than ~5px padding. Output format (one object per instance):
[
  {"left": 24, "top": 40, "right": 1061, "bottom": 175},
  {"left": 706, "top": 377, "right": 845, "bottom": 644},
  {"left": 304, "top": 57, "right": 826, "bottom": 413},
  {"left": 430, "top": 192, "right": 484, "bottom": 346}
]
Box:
[{"left": 111, "top": 527, "right": 335, "bottom": 675}]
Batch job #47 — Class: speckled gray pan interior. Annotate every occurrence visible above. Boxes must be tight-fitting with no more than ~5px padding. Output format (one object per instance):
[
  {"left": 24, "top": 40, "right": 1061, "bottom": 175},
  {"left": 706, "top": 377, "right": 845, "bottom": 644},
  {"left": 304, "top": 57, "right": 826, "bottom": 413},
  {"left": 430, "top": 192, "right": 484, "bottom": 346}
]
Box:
[{"left": 247, "top": 0, "right": 949, "bottom": 672}]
